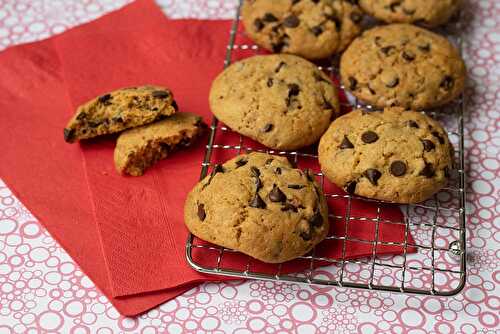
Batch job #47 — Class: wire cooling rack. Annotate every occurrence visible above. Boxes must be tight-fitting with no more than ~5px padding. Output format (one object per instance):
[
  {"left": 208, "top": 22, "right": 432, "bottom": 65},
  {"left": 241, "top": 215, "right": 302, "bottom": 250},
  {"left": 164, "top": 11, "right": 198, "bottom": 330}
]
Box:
[{"left": 186, "top": 1, "right": 467, "bottom": 296}]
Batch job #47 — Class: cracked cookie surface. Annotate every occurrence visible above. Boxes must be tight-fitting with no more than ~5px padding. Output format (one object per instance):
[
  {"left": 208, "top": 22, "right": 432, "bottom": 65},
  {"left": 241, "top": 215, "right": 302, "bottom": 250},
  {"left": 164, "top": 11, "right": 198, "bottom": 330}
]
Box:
[
  {"left": 340, "top": 24, "right": 466, "bottom": 110},
  {"left": 184, "top": 152, "right": 329, "bottom": 263},
  {"left": 114, "top": 112, "right": 206, "bottom": 176},
  {"left": 359, "top": 0, "right": 461, "bottom": 28},
  {"left": 318, "top": 107, "right": 453, "bottom": 203},
  {"left": 209, "top": 54, "right": 340, "bottom": 150},
  {"left": 64, "top": 85, "right": 178, "bottom": 143},
  {"left": 242, "top": 0, "right": 364, "bottom": 60}
]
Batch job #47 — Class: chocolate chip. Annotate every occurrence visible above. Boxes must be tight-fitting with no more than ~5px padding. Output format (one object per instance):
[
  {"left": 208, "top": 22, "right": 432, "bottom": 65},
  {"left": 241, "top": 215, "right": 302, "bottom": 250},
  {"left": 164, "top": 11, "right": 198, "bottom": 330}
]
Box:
[
  {"left": 374, "top": 36, "right": 383, "bottom": 47},
  {"left": 311, "top": 26, "right": 323, "bottom": 36},
  {"left": 265, "top": 158, "right": 274, "bottom": 165},
  {"left": 350, "top": 12, "right": 362, "bottom": 23},
  {"left": 197, "top": 204, "right": 206, "bottom": 221},
  {"left": 386, "top": 77, "right": 399, "bottom": 88},
  {"left": 262, "top": 123, "right": 274, "bottom": 132},
  {"left": 310, "top": 210, "right": 323, "bottom": 227},
  {"left": 269, "top": 184, "right": 286, "bottom": 203},
  {"left": 348, "top": 77, "right": 357, "bottom": 90},
  {"left": 432, "top": 131, "right": 445, "bottom": 144},
  {"left": 98, "top": 94, "right": 112, "bottom": 105},
  {"left": 339, "top": 136, "right": 354, "bottom": 149},
  {"left": 254, "top": 177, "right": 263, "bottom": 190},
  {"left": 361, "top": 131, "right": 379, "bottom": 144},
  {"left": 250, "top": 194, "right": 266, "bottom": 209},
  {"left": 407, "top": 120, "right": 419, "bottom": 128},
  {"left": 288, "top": 83, "right": 300, "bottom": 97},
  {"left": 283, "top": 15, "right": 300, "bottom": 28},
  {"left": 380, "top": 46, "right": 395, "bottom": 55},
  {"left": 152, "top": 90, "right": 169, "bottom": 98},
  {"left": 275, "top": 167, "right": 282, "bottom": 175},
  {"left": 235, "top": 159, "right": 248, "bottom": 168},
  {"left": 300, "top": 229, "right": 312, "bottom": 241},
  {"left": 272, "top": 41, "right": 286, "bottom": 53},
  {"left": 76, "top": 112, "right": 87, "bottom": 121},
  {"left": 390, "top": 161, "right": 407, "bottom": 176},
  {"left": 171, "top": 100, "right": 179, "bottom": 111},
  {"left": 421, "top": 139, "right": 436, "bottom": 152},
  {"left": 281, "top": 203, "right": 298, "bottom": 212},
  {"left": 267, "top": 78, "right": 273, "bottom": 87},
  {"left": 212, "top": 164, "right": 225, "bottom": 175},
  {"left": 263, "top": 13, "right": 278, "bottom": 22},
  {"left": 275, "top": 61, "right": 286, "bottom": 73},
  {"left": 326, "top": 15, "right": 341, "bottom": 31},
  {"left": 390, "top": 2, "right": 401, "bottom": 12},
  {"left": 418, "top": 43, "right": 431, "bottom": 52},
  {"left": 250, "top": 166, "right": 260, "bottom": 177},
  {"left": 288, "top": 184, "right": 305, "bottom": 189},
  {"left": 402, "top": 51, "right": 415, "bottom": 61},
  {"left": 345, "top": 181, "right": 357, "bottom": 195},
  {"left": 254, "top": 18, "right": 264, "bottom": 31},
  {"left": 364, "top": 169, "right": 382, "bottom": 186},
  {"left": 63, "top": 128, "right": 75, "bottom": 142},
  {"left": 440, "top": 76, "right": 454, "bottom": 90},
  {"left": 420, "top": 163, "right": 435, "bottom": 178}
]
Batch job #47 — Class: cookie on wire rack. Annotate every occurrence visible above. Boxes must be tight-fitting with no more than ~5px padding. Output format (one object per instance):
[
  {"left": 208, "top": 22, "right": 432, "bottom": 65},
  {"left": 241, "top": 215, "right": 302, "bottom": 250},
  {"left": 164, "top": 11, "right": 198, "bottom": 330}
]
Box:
[
  {"left": 209, "top": 54, "right": 340, "bottom": 150},
  {"left": 318, "top": 107, "right": 454, "bottom": 204},
  {"left": 340, "top": 24, "right": 466, "bottom": 110},
  {"left": 184, "top": 152, "right": 330, "bottom": 263},
  {"left": 241, "top": 0, "right": 364, "bottom": 60},
  {"left": 359, "top": 0, "right": 462, "bottom": 28}
]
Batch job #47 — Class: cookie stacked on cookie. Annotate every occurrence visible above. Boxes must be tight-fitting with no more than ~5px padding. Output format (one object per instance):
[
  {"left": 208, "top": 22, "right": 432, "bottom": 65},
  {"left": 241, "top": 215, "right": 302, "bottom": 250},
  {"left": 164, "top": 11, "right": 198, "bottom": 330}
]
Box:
[{"left": 64, "top": 85, "right": 206, "bottom": 176}]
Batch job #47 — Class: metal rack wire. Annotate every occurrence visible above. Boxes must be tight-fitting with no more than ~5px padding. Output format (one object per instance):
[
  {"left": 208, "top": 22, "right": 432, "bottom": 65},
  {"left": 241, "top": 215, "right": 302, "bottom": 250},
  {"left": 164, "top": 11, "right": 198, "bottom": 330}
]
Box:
[{"left": 185, "top": 1, "right": 467, "bottom": 296}]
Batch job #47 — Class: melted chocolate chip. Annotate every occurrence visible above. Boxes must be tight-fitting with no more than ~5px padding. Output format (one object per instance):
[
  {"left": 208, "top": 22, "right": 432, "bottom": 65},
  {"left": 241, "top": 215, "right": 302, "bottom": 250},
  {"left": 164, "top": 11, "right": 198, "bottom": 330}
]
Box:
[
  {"left": 262, "top": 123, "right": 274, "bottom": 132},
  {"left": 407, "top": 120, "right": 420, "bottom": 128},
  {"left": 281, "top": 203, "right": 298, "bottom": 212},
  {"left": 197, "top": 204, "right": 206, "bottom": 221},
  {"left": 267, "top": 78, "right": 273, "bottom": 87},
  {"left": 288, "top": 184, "right": 305, "bottom": 189},
  {"left": 254, "top": 18, "right": 264, "bottom": 31},
  {"left": 310, "top": 210, "right": 323, "bottom": 227},
  {"left": 235, "top": 159, "right": 248, "bottom": 168},
  {"left": 283, "top": 15, "right": 300, "bottom": 28},
  {"left": 275, "top": 61, "right": 286, "bottom": 73},
  {"left": 380, "top": 46, "right": 395, "bottom": 55},
  {"left": 348, "top": 77, "right": 357, "bottom": 90},
  {"left": 345, "top": 181, "right": 357, "bottom": 195},
  {"left": 440, "top": 76, "right": 454, "bottom": 90},
  {"left": 63, "top": 128, "right": 75, "bottom": 142},
  {"left": 288, "top": 83, "right": 300, "bottom": 96},
  {"left": 339, "top": 136, "right": 354, "bottom": 149},
  {"left": 254, "top": 177, "right": 263, "bottom": 190},
  {"left": 402, "top": 51, "right": 416, "bottom": 61},
  {"left": 98, "top": 94, "right": 112, "bottom": 105},
  {"left": 250, "top": 166, "right": 260, "bottom": 177},
  {"left": 361, "top": 131, "right": 379, "bottom": 144},
  {"left": 269, "top": 184, "right": 286, "bottom": 203},
  {"left": 390, "top": 161, "right": 407, "bottom": 176},
  {"left": 364, "top": 169, "right": 382, "bottom": 186},
  {"left": 250, "top": 194, "right": 266, "bottom": 209},
  {"left": 311, "top": 26, "right": 323, "bottom": 36},
  {"left": 272, "top": 41, "right": 287, "bottom": 53},
  {"left": 275, "top": 167, "right": 282, "bottom": 175},
  {"left": 420, "top": 163, "right": 435, "bottom": 178},
  {"left": 386, "top": 77, "right": 400, "bottom": 88},
  {"left": 265, "top": 158, "right": 274, "bottom": 165},
  {"left": 263, "top": 13, "right": 278, "bottom": 22},
  {"left": 422, "top": 139, "right": 436, "bottom": 152},
  {"left": 418, "top": 43, "right": 431, "bottom": 52},
  {"left": 152, "top": 90, "right": 169, "bottom": 98},
  {"left": 300, "top": 229, "right": 312, "bottom": 241},
  {"left": 432, "top": 131, "right": 445, "bottom": 144}
]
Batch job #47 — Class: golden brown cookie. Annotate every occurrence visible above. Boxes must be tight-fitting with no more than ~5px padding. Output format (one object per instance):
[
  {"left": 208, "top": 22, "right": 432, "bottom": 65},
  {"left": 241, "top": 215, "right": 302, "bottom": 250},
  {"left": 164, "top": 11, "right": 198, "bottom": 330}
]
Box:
[
  {"left": 318, "top": 108, "right": 454, "bottom": 203},
  {"left": 209, "top": 54, "right": 339, "bottom": 150},
  {"left": 242, "top": 0, "right": 364, "bottom": 59},
  {"left": 64, "top": 85, "right": 178, "bottom": 143},
  {"left": 340, "top": 24, "right": 466, "bottom": 110},
  {"left": 184, "top": 152, "right": 329, "bottom": 263},
  {"left": 359, "top": 0, "right": 461, "bottom": 28},
  {"left": 114, "top": 113, "right": 206, "bottom": 176}
]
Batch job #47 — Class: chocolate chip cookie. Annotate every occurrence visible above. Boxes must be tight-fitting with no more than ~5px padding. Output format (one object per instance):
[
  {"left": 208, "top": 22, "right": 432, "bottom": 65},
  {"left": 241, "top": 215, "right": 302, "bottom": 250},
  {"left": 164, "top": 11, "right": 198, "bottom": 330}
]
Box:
[
  {"left": 359, "top": 0, "right": 461, "bottom": 27},
  {"left": 340, "top": 24, "right": 466, "bottom": 110},
  {"left": 64, "top": 85, "right": 178, "bottom": 143},
  {"left": 114, "top": 113, "right": 206, "bottom": 176},
  {"left": 184, "top": 152, "right": 329, "bottom": 263},
  {"left": 242, "top": 0, "right": 364, "bottom": 60},
  {"left": 209, "top": 54, "right": 339, "bottom": 150},
  {"left": 318, "top": 107, "right": 454, "bottom": 203}
]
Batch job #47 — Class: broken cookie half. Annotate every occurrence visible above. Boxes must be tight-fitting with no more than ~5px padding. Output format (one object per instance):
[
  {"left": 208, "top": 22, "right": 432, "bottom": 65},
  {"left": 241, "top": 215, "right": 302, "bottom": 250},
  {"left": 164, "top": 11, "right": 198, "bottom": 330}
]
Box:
[
  {"left": 114, "top": 112, "right": 206, "bottom": 176},
  {"left": 63, "top": 85, "right": 178, "bottom": 143}
]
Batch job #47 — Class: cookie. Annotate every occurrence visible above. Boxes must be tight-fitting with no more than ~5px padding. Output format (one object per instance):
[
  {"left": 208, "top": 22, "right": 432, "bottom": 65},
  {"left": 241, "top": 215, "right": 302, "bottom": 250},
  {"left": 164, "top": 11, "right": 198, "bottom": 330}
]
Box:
[
  {"left": 241, "top": 0, "right": 364, "bottom": 60},
  {"left": 114, "top": 113, "right": 206, "bottom": 176},
  {"left": 318, "top": 107, "right": 454, "bottom": 203},
  {"left": 209, "top": 54, "right": 339, "bottom": 150},
  {"left": 64, "top": 85, "right": 178, "bottom": 143},
  {"left": 359, "top": 0, "right": 461, "bottom": 27},
  {"left": 340, "top": 24, "right": 466, "bottom": 110},
  {"left": 184, "top": 152, "right": 329, "bottom": 263}
]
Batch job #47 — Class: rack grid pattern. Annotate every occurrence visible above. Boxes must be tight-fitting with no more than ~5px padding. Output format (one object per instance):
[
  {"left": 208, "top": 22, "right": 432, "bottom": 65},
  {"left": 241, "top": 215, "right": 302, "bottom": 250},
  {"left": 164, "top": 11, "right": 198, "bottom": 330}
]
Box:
[{"left": 185, "top": 0, "right": 467, "bottom": 296}]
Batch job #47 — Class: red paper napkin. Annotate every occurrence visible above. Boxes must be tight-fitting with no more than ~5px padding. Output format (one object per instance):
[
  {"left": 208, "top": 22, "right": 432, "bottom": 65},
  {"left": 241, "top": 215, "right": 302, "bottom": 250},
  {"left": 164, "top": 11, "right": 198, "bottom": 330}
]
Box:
[{"left": 0, "top": 0, "right": 414, "bottom": 316}]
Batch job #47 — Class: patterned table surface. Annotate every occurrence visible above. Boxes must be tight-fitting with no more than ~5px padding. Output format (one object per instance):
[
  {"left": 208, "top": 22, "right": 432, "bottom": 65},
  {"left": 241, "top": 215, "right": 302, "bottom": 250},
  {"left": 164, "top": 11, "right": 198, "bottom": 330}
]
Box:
[{"left": 0, "top": 0, "right": 499, "bottom": 333}]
